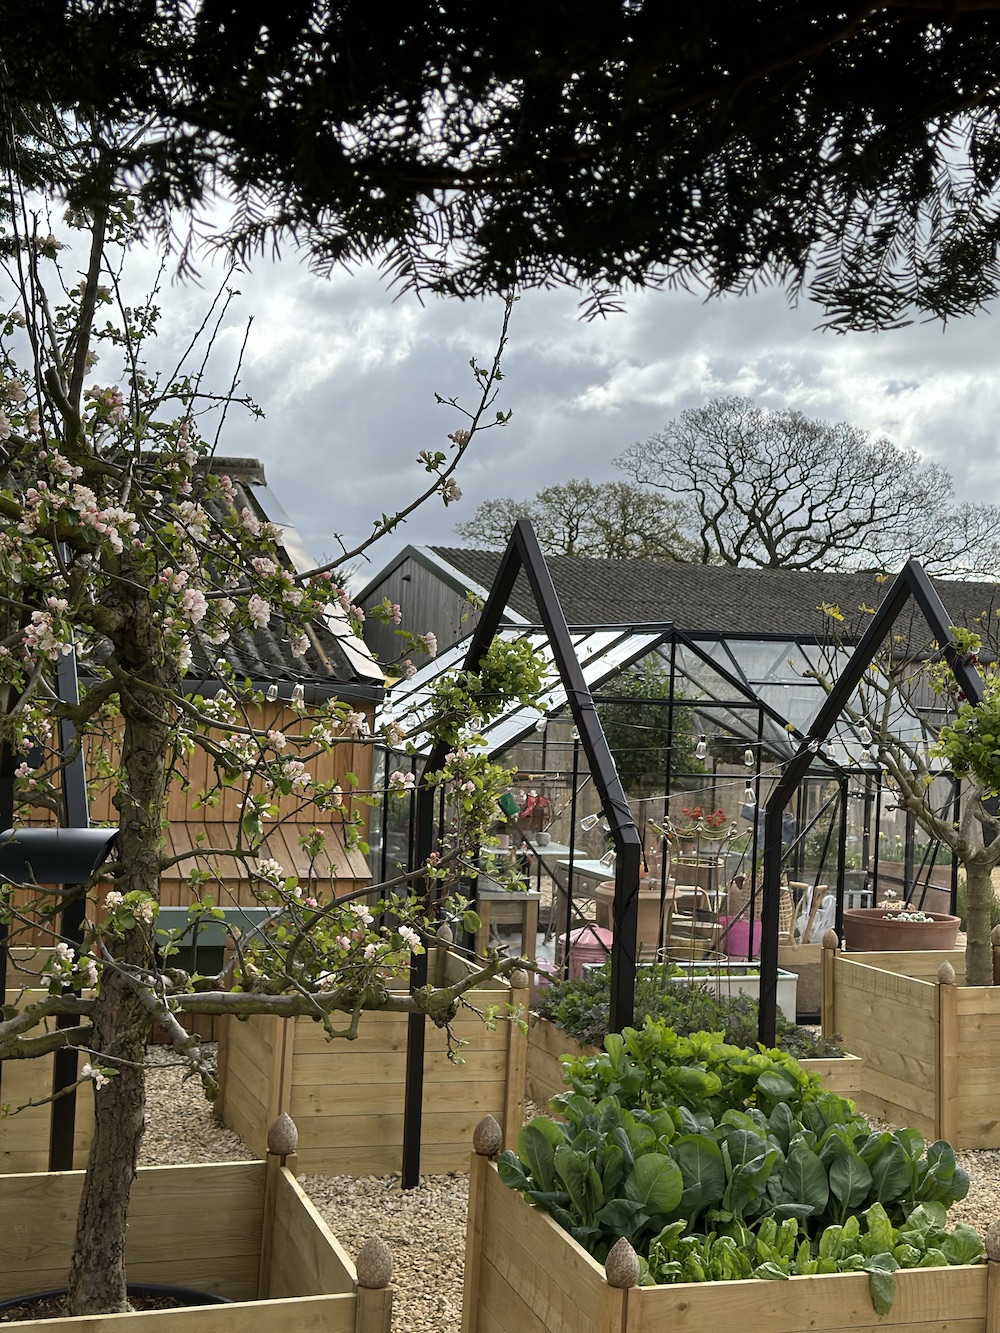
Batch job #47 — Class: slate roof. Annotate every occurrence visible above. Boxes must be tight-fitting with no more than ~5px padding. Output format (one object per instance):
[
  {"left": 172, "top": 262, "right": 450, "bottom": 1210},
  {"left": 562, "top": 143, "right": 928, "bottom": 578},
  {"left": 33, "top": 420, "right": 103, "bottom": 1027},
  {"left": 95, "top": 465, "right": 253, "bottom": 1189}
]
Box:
[
  {"left": 185, "top": 458, "right": 383, "bottom": 702},
  {"left": 427, "top": 546, "right": 1000, "bottom": 645}
]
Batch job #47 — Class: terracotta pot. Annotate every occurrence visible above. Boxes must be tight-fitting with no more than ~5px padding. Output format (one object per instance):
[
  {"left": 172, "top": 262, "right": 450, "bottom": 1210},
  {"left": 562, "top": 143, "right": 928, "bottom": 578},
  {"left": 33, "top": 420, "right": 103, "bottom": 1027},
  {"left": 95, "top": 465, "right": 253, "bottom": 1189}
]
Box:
[{"left": 841, "top": 907, "right": 961, "bottom": 952}]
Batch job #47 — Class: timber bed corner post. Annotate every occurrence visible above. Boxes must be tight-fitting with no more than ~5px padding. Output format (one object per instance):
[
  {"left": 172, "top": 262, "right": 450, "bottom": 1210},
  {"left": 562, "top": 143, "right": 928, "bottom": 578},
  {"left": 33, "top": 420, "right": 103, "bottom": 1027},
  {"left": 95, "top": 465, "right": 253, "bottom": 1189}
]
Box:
[
  {"left": 987, "top": 1221, "right": 1000, "bottom": 1333},
  {"left": 503, "top": 968, "right": 531, "bottom": 1151},
  {"left": 821, "top": 928, "right": 839, "bottom": 1040},
  {"left": 258, "top": 1113, "right": 300, "bottom": 1299},
  {"left": 354, "top": 1238, "right": 394, "bottom": 1333},
  {"left": 463, "top": 1115, "right": 504, "bottom": 1333},
  {"left": 936, "top": 960, "right": 959, "bottom": 1146}
]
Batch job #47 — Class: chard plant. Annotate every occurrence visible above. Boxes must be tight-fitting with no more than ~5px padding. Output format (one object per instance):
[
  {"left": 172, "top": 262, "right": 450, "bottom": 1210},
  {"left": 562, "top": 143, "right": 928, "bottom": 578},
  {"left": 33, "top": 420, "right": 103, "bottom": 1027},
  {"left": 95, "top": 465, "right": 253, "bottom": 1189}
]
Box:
[
  {"left": 0, "top": 124, "right": 539, "bottom": 1316},
  {"left": 500, "top": 1022, "right": 982, "bottom": 1308}
]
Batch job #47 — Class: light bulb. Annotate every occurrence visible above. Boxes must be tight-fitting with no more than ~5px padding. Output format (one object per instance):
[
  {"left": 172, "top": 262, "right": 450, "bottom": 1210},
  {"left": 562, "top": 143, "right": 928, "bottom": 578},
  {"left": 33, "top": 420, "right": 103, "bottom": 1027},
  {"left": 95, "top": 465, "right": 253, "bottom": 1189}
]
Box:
[
  {"left": 859, "top": 725, "right": 872, "bottom": 746},
  {"left": 266, "top": 683, "right": 279, "bottom": 702},
  {"left": 571, "top": 728, "right": 580, "bottom": 741},
  {"left": 291, "top": 683, "right": 305, "bottom": 705},
  {"left": 743, "top": 785, "right": 756, "bottom": 807},
  {"left": 600, "top": 848, "right": 616, "bottom": 868},
  {"left": 580, "top": 813, "right": 600, "bottom": 831},
  {"left": 743, "top": 748, "right": 754, "bottom": 768},
  {"left": 695, "top": 735, "right": 708, "bottom": 759},
  {"left": 807, "top": 738, "right": 821, "bottom": 753},
  {"left": 534, "top": 716, "right": 547, "bottom": 734}
]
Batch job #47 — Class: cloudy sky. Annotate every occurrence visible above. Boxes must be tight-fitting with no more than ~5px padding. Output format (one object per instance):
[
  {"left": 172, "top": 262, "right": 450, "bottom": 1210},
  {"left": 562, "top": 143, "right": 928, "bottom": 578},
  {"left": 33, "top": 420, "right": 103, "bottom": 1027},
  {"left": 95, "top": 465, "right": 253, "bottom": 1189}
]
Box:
[{"left": 145, "top": 244, "right": 1000, "bottom": 588}]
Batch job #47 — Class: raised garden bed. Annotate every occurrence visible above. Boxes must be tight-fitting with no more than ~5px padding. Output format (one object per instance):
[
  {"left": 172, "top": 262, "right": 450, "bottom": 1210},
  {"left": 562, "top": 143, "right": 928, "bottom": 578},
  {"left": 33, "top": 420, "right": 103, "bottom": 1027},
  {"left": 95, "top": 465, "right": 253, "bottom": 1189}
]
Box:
[
  {"left": 462, "top": 1147, "right": 992, "bottom": 1333},
  {"left": 820, "top": 939, "right": 1000, "bottom": 1148},
  {"left": 216, "top": 952, "right": 529, "bottom": 1174},
  {"left": 0, "top": 1151, "right": 392, "bottom": 1331}
]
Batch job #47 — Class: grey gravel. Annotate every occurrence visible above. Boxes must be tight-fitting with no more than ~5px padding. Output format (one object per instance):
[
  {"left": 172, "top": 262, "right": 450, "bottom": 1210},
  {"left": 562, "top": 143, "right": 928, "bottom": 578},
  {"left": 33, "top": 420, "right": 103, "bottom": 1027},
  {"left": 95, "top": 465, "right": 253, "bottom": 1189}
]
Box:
[{"left": 139, "top": 1047, "right": 1000, "bottom": 1333}]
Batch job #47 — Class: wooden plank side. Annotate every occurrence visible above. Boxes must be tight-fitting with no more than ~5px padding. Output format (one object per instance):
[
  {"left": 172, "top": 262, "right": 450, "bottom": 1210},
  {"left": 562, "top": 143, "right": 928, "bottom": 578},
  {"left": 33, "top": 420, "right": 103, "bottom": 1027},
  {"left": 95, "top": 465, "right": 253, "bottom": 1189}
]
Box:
[
  {"left": 478, "top": 1257, "right": 593, "bottom": 1333},
  {"left": 290, "top": 1078, "right": 504, "bottom": 1120},
  {"left": 0, "top": 1256, "right": 260, "bottom": 1308},
  {"left": 295, "top": 1107, "right": 504, "bottom": 1150},
  {"left": 480, "top": 1163, "right": 607, "bottom": 1315},
  {"left": 0, "top": 1164, "right": 265, "bottom": 1301},
  {"left": 4, "top": 1295, "right": 357, "bottom": 1333},
  {"left": 799, "top": 1055, "right": 865, "bottom": 1098},
  {"left": 844, "top": 950, "right": 966, "bottom": 982},
  {"left": 216, "top": 1066, "right": 268, "bottom": 1158},
  {"left": 636, "top": 1265, "right": 987, "bottom": 1333},
  {"left": 268, "top": 1169, "right": 356, "bottom": 1299},
  {"left": 290, "top": 1046, "right": 508, "bottom": 1085}
]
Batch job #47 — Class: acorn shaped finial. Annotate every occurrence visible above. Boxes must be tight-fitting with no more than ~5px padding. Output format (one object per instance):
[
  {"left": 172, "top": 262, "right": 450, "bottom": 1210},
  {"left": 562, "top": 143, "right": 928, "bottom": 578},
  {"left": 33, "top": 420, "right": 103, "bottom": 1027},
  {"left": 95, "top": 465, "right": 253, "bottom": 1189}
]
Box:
[
  {"left": 821, "top": 928, "right": 840, "bottom": 950},
  {"left": 356, "top": 1236, "right": 393, "bottom": 1288},
  {"left": 937, "top": 960, "right": 956, "bottom": 986},
  {"left": 267, "top": 1112, "right": 298, "bottom": 1156},
  {"left": 473, "top": 1114, "right": 503, "bottom": 1158},
  {"left": 605, "top": 1237, "right": 640, "bottom": 1289}
]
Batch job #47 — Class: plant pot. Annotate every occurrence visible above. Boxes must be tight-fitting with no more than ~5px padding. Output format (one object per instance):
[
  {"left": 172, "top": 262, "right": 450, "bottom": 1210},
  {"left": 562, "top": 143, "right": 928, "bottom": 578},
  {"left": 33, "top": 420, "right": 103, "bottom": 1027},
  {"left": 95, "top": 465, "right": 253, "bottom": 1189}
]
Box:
[
  {"left": 0, "top": 1158, "right": 393, "bottom": 1330},
  {"left": 841, "top": 908, "right": 961, "bottom": 952},
  {"left": 668, "top": 959, "right": 798, "bottom": 1023}
]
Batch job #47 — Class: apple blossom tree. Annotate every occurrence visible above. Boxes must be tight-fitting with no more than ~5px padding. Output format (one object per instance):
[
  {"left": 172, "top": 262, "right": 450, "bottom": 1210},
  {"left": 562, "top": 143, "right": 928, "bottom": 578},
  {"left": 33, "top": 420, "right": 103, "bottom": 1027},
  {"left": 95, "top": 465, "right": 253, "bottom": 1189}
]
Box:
[{"left": 0, "top": 138, "right": 542, "bottom": 1315}]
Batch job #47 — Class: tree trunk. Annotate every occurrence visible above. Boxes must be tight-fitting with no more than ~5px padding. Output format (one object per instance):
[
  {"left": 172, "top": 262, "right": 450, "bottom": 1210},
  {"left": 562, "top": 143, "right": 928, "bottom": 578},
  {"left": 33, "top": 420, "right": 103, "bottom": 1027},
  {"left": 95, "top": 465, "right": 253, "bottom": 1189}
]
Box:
[
  {"left": 65, "top": 586, "right": 173, "bottom": 1315},
  {"left": 64, "top": 941, "right": 150, "bottom": 1313},
  {"left": 964, "top": 859, "right": 995, "bottom": 987}
]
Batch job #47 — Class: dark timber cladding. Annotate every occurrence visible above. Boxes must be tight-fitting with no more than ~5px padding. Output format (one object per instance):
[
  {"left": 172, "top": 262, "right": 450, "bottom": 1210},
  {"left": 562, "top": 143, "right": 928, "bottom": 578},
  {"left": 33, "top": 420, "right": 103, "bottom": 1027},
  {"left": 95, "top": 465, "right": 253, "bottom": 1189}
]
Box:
[
  {"left": 757, "top": 560, "right": 986, "bottom": 1046},
  {"left": 401, "top": 519, "right": 642, "bottom": 1188}
]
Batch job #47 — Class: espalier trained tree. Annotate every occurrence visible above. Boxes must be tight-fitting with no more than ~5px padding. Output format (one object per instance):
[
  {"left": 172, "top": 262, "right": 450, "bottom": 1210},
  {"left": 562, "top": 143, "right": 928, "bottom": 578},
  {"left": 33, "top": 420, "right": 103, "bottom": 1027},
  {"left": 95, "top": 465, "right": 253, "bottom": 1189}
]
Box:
[
  {"left": 812, "top": 610, "right": 1000, "bottom": 988},
  {"left": 0, "top": 137, "right": 543, "bottom": 1315}
]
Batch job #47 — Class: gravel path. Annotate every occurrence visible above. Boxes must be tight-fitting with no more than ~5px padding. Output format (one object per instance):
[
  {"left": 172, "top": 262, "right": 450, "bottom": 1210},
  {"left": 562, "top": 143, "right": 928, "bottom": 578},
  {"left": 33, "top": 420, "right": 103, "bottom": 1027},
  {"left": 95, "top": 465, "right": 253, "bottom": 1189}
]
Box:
[{"left": 140, "top": 1047, "right": 1000, "bottom": 1333}]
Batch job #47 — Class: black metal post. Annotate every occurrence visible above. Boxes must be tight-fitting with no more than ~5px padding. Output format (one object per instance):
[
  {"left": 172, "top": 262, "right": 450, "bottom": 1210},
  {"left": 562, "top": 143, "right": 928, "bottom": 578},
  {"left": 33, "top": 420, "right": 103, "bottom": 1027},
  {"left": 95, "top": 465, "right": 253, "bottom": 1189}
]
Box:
[
  {"left": 50, "top": 645, "right": 92, "bottom": 1171},
  {"left": 399, "top": 518, "right": 640, "bottom": 1181}
]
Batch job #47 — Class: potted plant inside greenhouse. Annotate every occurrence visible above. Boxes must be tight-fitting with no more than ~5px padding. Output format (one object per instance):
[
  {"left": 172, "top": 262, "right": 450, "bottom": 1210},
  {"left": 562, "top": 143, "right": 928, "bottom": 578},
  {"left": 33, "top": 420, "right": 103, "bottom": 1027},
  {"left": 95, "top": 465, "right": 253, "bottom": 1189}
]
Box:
[{"left": 0, "top": 119, "right": 539, "bottom": 1324}]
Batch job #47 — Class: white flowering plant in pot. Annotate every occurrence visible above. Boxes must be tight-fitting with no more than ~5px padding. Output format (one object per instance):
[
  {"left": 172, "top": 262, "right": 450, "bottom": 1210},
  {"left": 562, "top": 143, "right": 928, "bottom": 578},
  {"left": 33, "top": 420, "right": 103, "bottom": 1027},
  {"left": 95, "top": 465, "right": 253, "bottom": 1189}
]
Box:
[{"left": 0, "top": 125, "right": 538, "bottom": 1317}]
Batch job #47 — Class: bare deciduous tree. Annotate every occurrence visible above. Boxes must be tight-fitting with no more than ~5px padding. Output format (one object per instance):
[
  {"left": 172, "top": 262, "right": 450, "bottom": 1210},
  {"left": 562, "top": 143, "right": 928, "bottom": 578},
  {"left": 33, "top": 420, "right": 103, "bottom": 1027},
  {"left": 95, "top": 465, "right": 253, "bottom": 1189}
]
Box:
[
  {"left": 616, "top": 397, "right": 1000, "bottom": 576},
  {"left": 455, "top": 479, "right": 698, "bottom": 560}
]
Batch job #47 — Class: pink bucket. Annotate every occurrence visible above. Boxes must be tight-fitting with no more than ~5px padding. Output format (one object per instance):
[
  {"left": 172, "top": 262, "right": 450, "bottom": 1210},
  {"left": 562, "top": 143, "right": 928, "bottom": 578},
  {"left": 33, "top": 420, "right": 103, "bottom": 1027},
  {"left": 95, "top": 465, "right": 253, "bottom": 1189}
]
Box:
[{"left": 719, "top": 915, "right": 761, "bottom": 959}]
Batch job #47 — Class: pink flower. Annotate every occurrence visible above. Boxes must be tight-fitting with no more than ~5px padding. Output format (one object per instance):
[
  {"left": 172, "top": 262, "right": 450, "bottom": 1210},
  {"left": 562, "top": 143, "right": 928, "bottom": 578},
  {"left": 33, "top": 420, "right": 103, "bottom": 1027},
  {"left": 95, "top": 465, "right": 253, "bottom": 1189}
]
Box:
[
  {"left": 181, "top": 588, "right": 209, "bottom": 625},
  {"left": 248, "top": 595, "right": 271, "bottom": 628},
  {"left": 389, "top": 770, "right": 416, "bottom": 790},
  {"left": 423, "top": 631, "right": 438, "bottom": 657}
]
